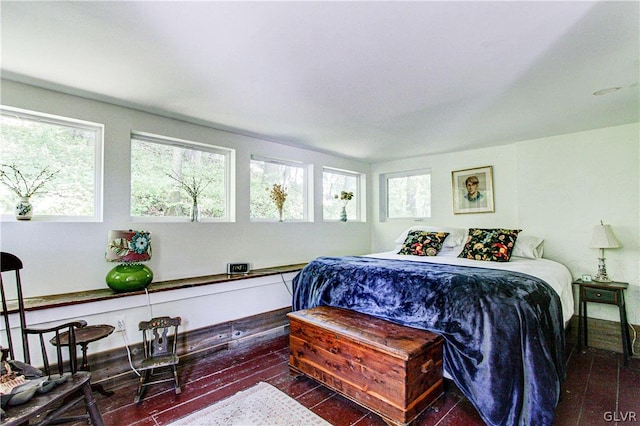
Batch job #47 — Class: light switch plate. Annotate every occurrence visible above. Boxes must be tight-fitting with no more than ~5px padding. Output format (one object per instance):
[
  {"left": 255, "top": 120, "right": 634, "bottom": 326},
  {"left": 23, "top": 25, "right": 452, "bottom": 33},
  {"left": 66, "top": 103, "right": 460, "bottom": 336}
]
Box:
[{"left": 227, "top": 262, "right": 250, "bottom": 274}]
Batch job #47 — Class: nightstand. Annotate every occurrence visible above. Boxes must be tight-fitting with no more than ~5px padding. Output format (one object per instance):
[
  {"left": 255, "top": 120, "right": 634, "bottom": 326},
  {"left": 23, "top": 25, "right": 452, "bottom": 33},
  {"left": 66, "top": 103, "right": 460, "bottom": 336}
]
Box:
[{"left": 574, "top": 279, "right": 632, "bottom": 365}]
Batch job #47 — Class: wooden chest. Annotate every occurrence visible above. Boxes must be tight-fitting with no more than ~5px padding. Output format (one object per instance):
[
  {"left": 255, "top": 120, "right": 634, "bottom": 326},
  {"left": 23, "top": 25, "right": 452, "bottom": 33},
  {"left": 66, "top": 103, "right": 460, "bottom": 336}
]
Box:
[{"left": 288, "top": 306, "right": 444, "bottom": 426}]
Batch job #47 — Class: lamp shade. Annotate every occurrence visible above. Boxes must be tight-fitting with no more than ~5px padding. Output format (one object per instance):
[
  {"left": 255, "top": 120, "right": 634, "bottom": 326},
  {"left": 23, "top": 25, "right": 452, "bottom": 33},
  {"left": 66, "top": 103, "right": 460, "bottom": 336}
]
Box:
[
  {"left": 589, "top": 224, "right": 622, "bottom": 249},
  {"left": 106, "top": 230, "right": 152, "bottom": 263}
]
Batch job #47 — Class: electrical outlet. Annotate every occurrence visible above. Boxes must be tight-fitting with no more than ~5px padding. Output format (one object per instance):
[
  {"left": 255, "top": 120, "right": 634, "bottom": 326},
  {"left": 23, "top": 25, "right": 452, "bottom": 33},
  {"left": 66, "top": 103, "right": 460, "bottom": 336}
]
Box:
[{"left": 115, "top": 316, "right": 126, "bottom": 332}]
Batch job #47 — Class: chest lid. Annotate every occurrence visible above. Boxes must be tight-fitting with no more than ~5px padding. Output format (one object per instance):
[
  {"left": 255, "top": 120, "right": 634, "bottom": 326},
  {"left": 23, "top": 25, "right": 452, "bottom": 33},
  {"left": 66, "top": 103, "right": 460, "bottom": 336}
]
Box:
[{"left": 288, "top": 306, "right": 442, "bottom": 360}]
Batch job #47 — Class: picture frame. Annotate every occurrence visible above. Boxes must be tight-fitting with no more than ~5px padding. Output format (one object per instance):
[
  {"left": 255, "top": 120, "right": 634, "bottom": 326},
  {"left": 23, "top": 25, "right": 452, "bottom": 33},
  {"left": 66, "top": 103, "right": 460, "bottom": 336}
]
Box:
[{"left": 452, "top": 165, "right": 494, "bottom": 214}]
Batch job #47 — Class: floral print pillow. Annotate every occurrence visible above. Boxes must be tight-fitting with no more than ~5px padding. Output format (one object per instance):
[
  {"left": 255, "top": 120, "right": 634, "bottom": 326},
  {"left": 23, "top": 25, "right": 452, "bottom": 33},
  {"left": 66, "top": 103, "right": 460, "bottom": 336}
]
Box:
[
  {"left": 397, "top": 231, "right": 450, "bottom": 256},
  {"left": 458, "top": 228, "right": 521, "bottom": 262}
]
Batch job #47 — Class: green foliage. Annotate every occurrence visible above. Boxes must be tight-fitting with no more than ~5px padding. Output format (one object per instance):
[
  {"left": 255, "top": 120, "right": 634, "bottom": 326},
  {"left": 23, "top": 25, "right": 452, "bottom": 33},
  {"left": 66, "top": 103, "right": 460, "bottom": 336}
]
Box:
[
  {"left": 0, "top": 113, "right": 96, "bottom": 215},
  {"left": 249, "top": 159, "right": 305, "bottom": 220},
  {"left": 0, "top": 111, "right": 365, "bottom": 222},
  {"left": 387, "top": 173, "right": 431, "bottom": 218},
  {"left": 323, "top": 171, "right": 358, "bottom": 220},
  {"left": 131, "top": 139, "right": 226, "bottom": 219}
]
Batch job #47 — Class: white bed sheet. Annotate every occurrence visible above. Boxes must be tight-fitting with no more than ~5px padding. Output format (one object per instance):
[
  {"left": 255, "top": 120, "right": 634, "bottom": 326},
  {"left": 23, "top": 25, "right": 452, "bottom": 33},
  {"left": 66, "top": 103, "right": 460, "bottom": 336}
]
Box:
[{"left": 365, "top": 251, "right": 575, "bottom": 325}]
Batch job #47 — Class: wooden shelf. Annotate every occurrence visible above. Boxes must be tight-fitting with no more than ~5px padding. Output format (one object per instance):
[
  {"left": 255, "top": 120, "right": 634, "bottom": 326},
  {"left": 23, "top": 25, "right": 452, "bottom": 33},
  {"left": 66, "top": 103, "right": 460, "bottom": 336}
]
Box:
[{"left": 4, "top": 263, "right": 306, "bottom": 314}]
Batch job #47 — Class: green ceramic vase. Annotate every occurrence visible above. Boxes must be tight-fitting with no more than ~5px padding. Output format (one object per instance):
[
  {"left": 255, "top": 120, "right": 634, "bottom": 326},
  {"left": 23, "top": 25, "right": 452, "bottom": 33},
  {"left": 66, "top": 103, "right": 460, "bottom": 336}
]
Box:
[{"left": 106, "top": 264, "right": 153, "bottom": 292}]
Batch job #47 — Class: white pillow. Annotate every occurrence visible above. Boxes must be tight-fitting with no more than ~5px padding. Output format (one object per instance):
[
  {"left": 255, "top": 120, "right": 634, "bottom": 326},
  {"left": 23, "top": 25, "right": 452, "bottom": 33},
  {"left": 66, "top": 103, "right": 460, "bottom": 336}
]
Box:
[
  {"left": 437, "top": 245, "right": 464, "bottom": 257},
  {"left": 394, "top": 226, "right": 467, "bottom": 248},
  {"left": 511, "top": 234, "right": 544, "bottom": 259}
]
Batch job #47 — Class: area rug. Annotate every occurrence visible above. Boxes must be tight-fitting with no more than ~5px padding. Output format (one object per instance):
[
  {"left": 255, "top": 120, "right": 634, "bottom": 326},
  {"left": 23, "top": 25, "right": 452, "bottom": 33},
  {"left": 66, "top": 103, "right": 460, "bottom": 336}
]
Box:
[{"left": 169, "top": 382, "right": 332, "bottom": 425}]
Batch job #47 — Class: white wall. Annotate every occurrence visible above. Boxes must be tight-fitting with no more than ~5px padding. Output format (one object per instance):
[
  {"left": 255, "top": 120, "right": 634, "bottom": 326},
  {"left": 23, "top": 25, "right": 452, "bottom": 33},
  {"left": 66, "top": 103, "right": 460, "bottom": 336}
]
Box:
[
  {"left": 2, "top": 79, "right": 638, "bottom": 357},
  {"left": 0, "top": 80, "right": 372, "bottom": 295},
  {"left": 516, "top": 124, "right": 639, "bottom": 325},
  {"left": 4, "top": 271, "right": 299, "bottom": 363},
  {"left": 371, "top": 144, "right": 519, "bottom": 251},
  {"left": 0, "top": 80, "right": 372, "bottom": 355},
  {"left": 371, "top": 123, "right": 640, "bottom": 325}
]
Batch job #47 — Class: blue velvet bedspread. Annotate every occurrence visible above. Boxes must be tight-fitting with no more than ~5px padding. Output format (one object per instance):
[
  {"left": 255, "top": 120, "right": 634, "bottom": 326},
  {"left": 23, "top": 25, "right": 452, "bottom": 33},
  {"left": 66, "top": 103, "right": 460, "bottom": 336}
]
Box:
[{"left": 292, "top": 256, "right": 565, "bottom": 426}]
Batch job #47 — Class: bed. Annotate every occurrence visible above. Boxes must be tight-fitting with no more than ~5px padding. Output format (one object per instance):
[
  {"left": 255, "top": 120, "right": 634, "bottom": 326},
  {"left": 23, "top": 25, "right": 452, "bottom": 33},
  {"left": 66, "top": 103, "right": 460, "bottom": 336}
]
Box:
[{"left": 291, "top": 227, "right": 574, "bottom": 426}]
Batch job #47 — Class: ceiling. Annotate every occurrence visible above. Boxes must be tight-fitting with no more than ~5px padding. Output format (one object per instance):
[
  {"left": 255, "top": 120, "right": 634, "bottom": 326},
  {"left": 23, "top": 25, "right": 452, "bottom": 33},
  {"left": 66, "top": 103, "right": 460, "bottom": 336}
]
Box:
[{"left": 1, "top": 1, "right": 638, "bottom": 163}]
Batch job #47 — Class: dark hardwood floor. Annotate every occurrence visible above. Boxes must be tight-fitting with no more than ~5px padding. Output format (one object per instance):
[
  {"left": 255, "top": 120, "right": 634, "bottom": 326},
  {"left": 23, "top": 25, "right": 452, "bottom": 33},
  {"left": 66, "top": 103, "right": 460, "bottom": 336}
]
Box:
[{"left": 82, "top": 332, "right": 638, "bottom": 426}]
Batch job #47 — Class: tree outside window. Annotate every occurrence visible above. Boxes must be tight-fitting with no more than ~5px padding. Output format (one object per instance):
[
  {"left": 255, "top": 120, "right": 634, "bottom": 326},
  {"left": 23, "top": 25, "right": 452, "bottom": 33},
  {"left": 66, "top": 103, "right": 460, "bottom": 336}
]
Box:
[
  {"left": 130, "top": 134, "right": 230, "bottom": 221},
  {"left": 0, "top": 107, "right": 102, "bottom": 219},
  {"left": 384, "top": 170, "right": 431, "bottom": 219}
]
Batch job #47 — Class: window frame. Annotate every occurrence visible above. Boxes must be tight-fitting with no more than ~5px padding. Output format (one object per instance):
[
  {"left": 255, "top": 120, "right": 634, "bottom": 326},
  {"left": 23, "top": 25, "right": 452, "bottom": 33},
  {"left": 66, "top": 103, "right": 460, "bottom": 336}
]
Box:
[
  {"left": 380, "top": 168, "right": 432, "bottom": 221},
  {"left": 130, "top": 131, "right": 234, "bottom": 222},
  {"left": 322, "top": 167, "right": 364, "bottom": 222},
  {"left": 249, "top": 154, "right": 312, "bottom": 222},
  {"left": 0, "top": 105, "right": 104, "bottom": 222}
]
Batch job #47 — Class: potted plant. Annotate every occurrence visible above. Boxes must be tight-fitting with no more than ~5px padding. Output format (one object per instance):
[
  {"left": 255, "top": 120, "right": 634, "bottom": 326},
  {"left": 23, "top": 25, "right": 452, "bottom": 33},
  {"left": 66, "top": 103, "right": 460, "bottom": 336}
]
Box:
[
  {"left": 268, "top": 183, "right": 288, "bottom": 222},
  {"left": 166, "top": 171, "right": 213, "bottom": 222},
  {"left": 334, "top": 191, "right": 354, "bottom": 222},
  {"left": 0, "top": 164, "right": 59, "bottom": 220}
]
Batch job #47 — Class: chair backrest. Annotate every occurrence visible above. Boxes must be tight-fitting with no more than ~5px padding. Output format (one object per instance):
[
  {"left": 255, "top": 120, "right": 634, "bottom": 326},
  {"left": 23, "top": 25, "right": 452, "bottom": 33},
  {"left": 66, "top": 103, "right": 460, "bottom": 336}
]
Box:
[
  {"left": 1, "top": 251, "right": 85, "bottom": 376},
  {"left": 1, "top": 252, "right": 27, "bottom": 361},
  {"left": 25, "top": 321, "right": 86, "bottom": 376},
  {"left": 139, "top": 316, "right": 181, "bottom": 358}
]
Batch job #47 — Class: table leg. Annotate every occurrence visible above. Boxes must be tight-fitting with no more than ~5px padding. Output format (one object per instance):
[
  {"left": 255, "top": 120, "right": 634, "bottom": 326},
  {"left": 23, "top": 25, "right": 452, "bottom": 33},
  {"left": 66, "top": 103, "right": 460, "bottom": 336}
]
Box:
[
  {"left": 577, "top": 296, "right": 588, "bottom": 350},
  {"left": 577, "top": 298, "right": 582, "bottom": 349},
  {"left": 79, "top": 343, "right": 90, "bottom": 371},
  {"left": 582, "top": 299, "right": 589, "bottom": 348},
  {"left": 619, "top": 302, "right": 630, "bottom": 366},
  {"left": 79, "top": 342, "right": 114, "bottom": 397}
]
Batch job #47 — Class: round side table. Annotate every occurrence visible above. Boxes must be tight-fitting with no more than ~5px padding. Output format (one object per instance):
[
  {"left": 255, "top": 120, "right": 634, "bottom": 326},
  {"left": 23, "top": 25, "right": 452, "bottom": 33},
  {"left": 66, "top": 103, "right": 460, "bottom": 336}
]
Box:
[{"left": 50, "top": 324, "right": 115, "bottom": 396}]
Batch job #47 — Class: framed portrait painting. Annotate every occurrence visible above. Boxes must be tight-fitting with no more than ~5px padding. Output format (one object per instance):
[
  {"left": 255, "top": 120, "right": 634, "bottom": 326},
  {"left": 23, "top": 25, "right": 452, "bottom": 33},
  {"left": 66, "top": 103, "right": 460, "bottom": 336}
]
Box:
[{"left": 452, "top": 166, "right": 494, "bottom": 214}]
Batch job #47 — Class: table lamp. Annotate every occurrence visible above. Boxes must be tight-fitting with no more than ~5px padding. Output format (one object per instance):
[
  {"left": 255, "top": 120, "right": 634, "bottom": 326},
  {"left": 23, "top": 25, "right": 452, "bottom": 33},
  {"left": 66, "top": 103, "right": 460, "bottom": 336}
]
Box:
[
  {"left": 589, "top": 221, "right": 622, "bottom": 282},
  {"left": 105, "top": 230, "right": 153, "bottom": 292}
]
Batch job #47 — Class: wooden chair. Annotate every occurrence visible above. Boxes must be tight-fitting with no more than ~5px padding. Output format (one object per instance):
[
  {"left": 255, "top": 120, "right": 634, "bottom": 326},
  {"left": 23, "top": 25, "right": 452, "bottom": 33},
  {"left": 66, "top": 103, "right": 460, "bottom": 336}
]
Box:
[
  {"left": 135, "top": 316, "right": 181, "bottom": 403},
  {"left": 0, "top": 251, "right": 105, "bottom": 426}
]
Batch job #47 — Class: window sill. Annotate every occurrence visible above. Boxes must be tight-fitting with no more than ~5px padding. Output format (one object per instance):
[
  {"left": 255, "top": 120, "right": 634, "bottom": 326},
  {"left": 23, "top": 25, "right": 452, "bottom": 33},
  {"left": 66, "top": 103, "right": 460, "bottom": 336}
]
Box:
[
  {"left": 0, "top": 215, "right": 100, "bottom": 222},
  {"left": 8, "top": 263, "right": 306, "bottom": 314}
]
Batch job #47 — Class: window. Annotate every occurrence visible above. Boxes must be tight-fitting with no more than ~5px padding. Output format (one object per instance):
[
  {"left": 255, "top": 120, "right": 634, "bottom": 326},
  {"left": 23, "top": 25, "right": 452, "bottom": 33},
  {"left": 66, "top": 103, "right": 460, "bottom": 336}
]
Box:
[
  {"left": 382, "top": 169, "right": 431, "bottom": 220},
  {"left": 131, "top": 132, "right": 232, "bottom": 221},
  {"left": 323, "top": 168, "right": 362, "bottom": 221},
  {"left": 250, "top": 156, "right": 310, "bottom": 221},
  {"left": 0, "top": 106, "right": 103, "bottom": 221}
]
